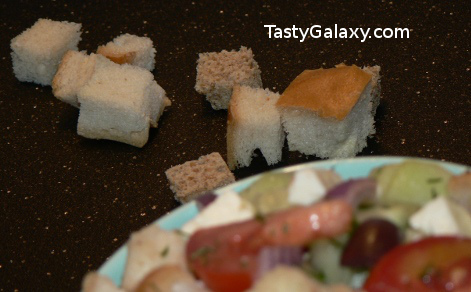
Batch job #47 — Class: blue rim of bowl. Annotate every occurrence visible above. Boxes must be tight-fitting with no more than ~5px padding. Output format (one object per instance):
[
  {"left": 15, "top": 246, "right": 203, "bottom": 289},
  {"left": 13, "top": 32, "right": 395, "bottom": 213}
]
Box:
[{"left": 97, "top": 156, "right": 470, "bottom": 286}]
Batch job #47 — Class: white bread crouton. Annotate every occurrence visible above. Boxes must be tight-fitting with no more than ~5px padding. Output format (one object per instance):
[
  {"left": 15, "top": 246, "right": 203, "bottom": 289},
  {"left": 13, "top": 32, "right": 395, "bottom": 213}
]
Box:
[
  {"left": 82, "top": 272, "right": 124, "bottom": 292},
  {"left": 227, "top": 85, "right": 284, "bottom": 170},
  {"left": 121, "top": 224, "right": 187, "bottom": 291},
  {"left": 195, "top": 46, "right": 262, "bottom": 110},
  {"left": 10, "top": 18, "right": 82, "bottom": 86},
  {"left": 52, "top": 50, "right": 98, "bottom": 107},
  {"left": 77, "top": 56, "right": 170, "bottom": 147},
  {"left": 97, "top": 33, "right": 156, "bottom": 71},
  {"left": 248, "top": 266, "right": 354, "bottom": 292},
  {"left": 277, "top": 64, "right": 381, "bottom": 159},
  {"left": 134, "top": 265, "right": 208, "bottom": 292},
  {"left": 165, "top": 152, "right": 235, "bottom": 203}
]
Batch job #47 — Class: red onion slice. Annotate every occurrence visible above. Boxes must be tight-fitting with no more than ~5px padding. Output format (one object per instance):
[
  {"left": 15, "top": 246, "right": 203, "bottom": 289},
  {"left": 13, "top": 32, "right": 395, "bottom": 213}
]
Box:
[
  {"left": 325, "top": 178, "right": 376, "bottom": 208},
  {"left": 255, "top": 246, "right": 304, "bottom": 280},
  {"left": 194, "top": 192, "right": 218, "bottom": 209}
]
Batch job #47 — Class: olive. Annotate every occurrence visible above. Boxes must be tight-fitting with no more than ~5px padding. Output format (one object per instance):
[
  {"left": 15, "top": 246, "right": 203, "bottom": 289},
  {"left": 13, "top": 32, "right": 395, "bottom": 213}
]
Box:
[{"left": 341, "top": 218, "right": 401, "bottom": 269}]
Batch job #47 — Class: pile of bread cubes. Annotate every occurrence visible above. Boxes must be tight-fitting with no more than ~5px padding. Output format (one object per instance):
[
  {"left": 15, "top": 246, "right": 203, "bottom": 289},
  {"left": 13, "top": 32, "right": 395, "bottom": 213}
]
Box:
[
  {"left": 11, "top": 18, "right": 171, "bottom": 148},
  {"left": 11, "top": 18, "right": 381, "bottom": 204}
]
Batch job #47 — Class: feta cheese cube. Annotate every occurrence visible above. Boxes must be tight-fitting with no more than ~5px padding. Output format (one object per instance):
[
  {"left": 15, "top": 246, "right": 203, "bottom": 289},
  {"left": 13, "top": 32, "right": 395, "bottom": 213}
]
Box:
[
  {"left": 181, "top": 191, "right": 254, "bottom": 235},
  {"left": 409, "top": 196, "right": 471, "bottom": 237},
  {"left": 288, "top": 169, "right": 326, "bottom": 205}
]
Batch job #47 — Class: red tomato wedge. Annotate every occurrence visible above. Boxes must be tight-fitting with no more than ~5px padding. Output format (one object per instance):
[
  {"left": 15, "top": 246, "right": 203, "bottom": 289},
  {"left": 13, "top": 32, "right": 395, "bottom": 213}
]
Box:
[
  {"left": 186, "top": 219, "right": 261, "bottom": 292},
  {"left": 186, "top": 200, "right": 352, "bottom": 292},
  {"left": 364, "top": 236, "right": 471, "bottom": 292}
]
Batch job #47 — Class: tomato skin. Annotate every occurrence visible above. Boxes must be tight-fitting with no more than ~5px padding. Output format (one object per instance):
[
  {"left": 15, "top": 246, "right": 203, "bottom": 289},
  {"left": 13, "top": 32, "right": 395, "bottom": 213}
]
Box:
[
  {"left": 191, "top": 250, "right": 257, "bottom": 292},
  {"left": 187, "top": 219, "right": 262, "bottom": 255},
  {"left": 427, "top": 257, "right": 471, "bottom": 291},
  {"left": 364, "top": 236, "right": 471, "bottom": 292},
  {"left": 186, "top": 220, "right": 262, "bottom": 292},
  {"left": 254, "top": 200, "right": 352, "bottom": 247},
  {"left": 186, "top": 200, "right": 353, "bottom": 292}
]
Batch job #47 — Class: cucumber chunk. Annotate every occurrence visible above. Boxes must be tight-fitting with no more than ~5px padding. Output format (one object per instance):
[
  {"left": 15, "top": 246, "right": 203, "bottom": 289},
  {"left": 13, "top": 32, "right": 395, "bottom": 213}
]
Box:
[{"left": 371, "top": 160, "right": 452, "bottom": 206}]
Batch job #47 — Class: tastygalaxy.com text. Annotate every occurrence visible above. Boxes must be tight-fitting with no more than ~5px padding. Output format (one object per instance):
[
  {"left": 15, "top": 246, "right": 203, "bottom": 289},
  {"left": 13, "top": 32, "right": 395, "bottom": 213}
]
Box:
[{"left": 264, "top": 24, "right": 410, "bottom": 43}]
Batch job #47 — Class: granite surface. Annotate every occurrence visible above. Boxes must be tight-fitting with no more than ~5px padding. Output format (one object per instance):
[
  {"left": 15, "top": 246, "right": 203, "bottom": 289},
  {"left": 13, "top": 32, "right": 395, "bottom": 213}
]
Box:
[{"left": 0, "top": 0, "right": 470, "bottom": 290}]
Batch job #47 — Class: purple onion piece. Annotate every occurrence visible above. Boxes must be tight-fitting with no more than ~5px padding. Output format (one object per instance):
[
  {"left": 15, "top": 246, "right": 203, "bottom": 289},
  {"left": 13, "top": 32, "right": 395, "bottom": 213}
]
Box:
[
  {"left": 255, "top": 246, "right": 304, "bottom": 280},
  {"left": 194, "top": 192, "right": 218, "bottom": 210},
  {"left": 325, "top": 178, "right": 377, "bottom": 208}
]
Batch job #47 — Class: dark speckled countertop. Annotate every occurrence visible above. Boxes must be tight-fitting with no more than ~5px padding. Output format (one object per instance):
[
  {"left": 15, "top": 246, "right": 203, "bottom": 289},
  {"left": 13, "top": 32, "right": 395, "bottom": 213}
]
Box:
[{"left": 0, "top": 0, "right": 470, "bottom": 290}]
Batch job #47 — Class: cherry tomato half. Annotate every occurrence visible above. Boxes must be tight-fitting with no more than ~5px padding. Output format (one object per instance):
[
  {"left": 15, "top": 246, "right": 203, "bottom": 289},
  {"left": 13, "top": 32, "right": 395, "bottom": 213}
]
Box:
[{"left": 364, "top": 236, "right": 471, "bottom": 292}]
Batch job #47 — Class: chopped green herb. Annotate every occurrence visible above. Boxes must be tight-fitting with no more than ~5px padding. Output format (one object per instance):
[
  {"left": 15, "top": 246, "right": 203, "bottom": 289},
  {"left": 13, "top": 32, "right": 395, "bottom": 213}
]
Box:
[
  {"left": 149, "top": 283, "right": 162, "bottom": 292},
  {"left": 357, "top": 203, "right": 374, "bottom": 210},
  {"left": 373, "top": 167, "right": 383, "bottom": 177},
  {"left": 350, "top": 218, "right": 360, "bottom": 231},
  {"left": 240, "top": 256, "right": 250, "bottom": 269},
  {"left": 329, "top": 238, "right": 344, "bottom": 249},
  {"left": 282, "top": 223, "right": 290, "bottom": 234},
  {"left": 255, "top": 212, "right": 266, "bottom": 223},
  {"left": 175, "top": 229, "right": 186, "bottom": 236},
  {"left": 431, "top": 188, "right": 438, "bottom": 198},
  {"left": 301, "top": 255, "right": 326, "bottom": 282},
  {"left": 312, "top": 270, "right": 326, "bottom": 282},
  {"left": 427, "top": 177, "right": 443, "bottom": 184},
  {"left": 190, "top": 245, "right": 215, "bottom": 263},
  {"left": 160, "top": 245, "right": 169, "bottom": 258},
  {"left": 420, "top": 264, "right": 436, "bottom": 284}
]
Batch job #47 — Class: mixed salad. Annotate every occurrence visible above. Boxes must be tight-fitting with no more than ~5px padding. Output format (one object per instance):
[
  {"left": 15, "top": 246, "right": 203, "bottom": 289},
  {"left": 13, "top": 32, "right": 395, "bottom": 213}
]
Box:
[{"left": 84, "top": 160, "right": 471, "bottom": 292}]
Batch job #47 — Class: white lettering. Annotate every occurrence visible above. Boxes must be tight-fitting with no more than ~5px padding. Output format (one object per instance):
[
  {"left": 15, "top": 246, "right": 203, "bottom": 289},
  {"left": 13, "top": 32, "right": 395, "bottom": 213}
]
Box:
[
  {"left": 383, "top": 28, "right": 394, "bottom": 38},
  {"left": 349, "top": 28, "right": 359, "bottom": 38},
  {"left": 339, "top": 28, "right": 348, "bottom": 38},
  {"left": 325, "top": 28, "right": 333, "bottom": 38},
  {"left": 274, "top": 27, "right": 283, "bottom": 38},
  {"left": 360, "top": 28, "right": 370, "bottom": 42},
  {"left": 310, "top": 25, "right": 322, "bottom": 38},
  {"left": 374, "top": 28, "right": 382, "bottom": 38},
  {"left": 291, "top": 25, "right": 298, "bottom": 39},
  {"left": 264, "top": 24, "right": 409, "bottom": 42},
  {"left": 284, "top": 27, "right": 292, "bottom": 38},
  {"left": 299, "top": 27, "right": 310, "bottom": 42},
  {"left": 264, "top": 25, "right": 276, "bottom": 38},
  {"left": 395, "top": 27, "right": 410, "bottom": 38}
]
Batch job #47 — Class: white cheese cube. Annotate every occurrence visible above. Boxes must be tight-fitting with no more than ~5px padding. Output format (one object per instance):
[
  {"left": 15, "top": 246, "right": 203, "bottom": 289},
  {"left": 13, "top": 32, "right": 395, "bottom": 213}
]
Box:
[
  {"left": 181, "top": 191, "right": 254, "bottom": 235},
  {"left": 409, "top": 196, "right": 471, "bottom": 237},
  {"left": 288, "top": 169, "right": 326, "bottom": 206}
]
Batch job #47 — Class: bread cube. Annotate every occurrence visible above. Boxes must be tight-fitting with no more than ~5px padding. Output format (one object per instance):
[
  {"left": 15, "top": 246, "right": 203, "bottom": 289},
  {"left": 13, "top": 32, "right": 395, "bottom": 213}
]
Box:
[
  {"left": 77, "top": 56, "right": 169, "bottom": 147},
  {"left": 82, "top": 272, "right": 123, "bottom": 292},
  {"left": 10, "top": 18, "right": 82, "bottom": 86},
  {"left": 121, "top": 225, "right": 187, "bottom": 291},
  {"left": 227, "top": 86, "right": 284, "bottom": 170},
  {"left": 52, "top": 51, "right": 98, "bottom": 107},
  {"left": 248, "top": 266, "right": 322, "bottom": 292},
  {"left": 249, "top": 265, "right": 353, "bottom": 292},
  {"left": 97, "top": 33, "right": 156, "bottom": 71},
  {"left": 165, "top": 152, "right": 235, "bottom": 203},
  {"left": 195, "top": 46, "right": 262, "bottom": 110},
  {"left": 277, "top": 65, "right": 381, "bottom": 159}
]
